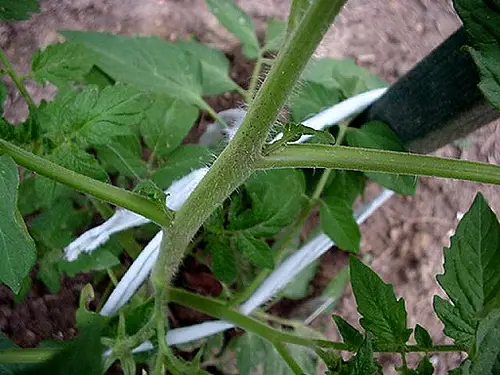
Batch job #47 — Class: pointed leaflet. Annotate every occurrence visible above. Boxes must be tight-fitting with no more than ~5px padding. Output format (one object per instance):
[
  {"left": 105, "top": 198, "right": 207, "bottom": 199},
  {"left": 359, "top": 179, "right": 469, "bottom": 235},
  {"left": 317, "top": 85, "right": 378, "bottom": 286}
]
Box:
[
  {"left": 0, "top": 155, "right": 36, "bottom": 293},
  {"left": 453, "top": 0, "right": 500, "bottom": 109},
  {"left": 416, "top": 357, "right": 434, "bottom": 375},
  {"left": 227, "top": 169, "right": 305, "bottom": 237},
  {"left": 141, "top": 94, "right": 199, "bottom": 158},
  {"left": 434, "top": 193, "right": 500, "bottom": 347},
  {"left": 205, "top": 0, "right": 260, "bottom": 59},
  {"left": 175, "top": 40, "right": 239, "bottom": 96},
  {"left": 62, "top": 31, "right": 206, "bottom": 108},
  {"left": 350, "top": 257, "right": 412, "bottom": 345},
  {"left": 325, "top": 336, "right": 379, "bottom": 375},
  {"left": 320, "top": 198, "right": 360, "bottom": 252},
  {"left": 0, "top": 0, "right": 39, "bottom": 20},
  {"left": 236, "top": 232, "right": 274, "bottom": 269},
  {"left": 414, "top": 324, "right": 433, "bottom": 349},
  {"left": 346, "top": 121, "right": 417, "bottom": 195},
  {"left": 324, "top": 170, "right": 365, "bottom": 206},
  {"left": 31, "top": 42, "right": 96, "bottom": 88},
  {"left": 333, "top": 315, "right": 364, "bottom": 349}
]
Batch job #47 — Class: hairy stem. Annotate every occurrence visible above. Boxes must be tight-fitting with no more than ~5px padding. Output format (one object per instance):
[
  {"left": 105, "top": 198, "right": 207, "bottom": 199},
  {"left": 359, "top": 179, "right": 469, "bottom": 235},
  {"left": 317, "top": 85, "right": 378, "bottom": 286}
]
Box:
[
  {"left": 0, "top": 348, "right": 57, "bottom": 364},
  {"left": 0, "top": 139, "right": 171, "bottom": 227},
  {"left": 247, "top": 55, "right": 263, "bottom": 103},
  {"left": 152, "top": 0, "right": 346, "bottom": 288},
  {"left": 0, "top": 48, "right": 35, "bottom": 109},
  {"left": 168, "top": 287, "right": 465, "bottom": 354},
  {"left": 258, "top": 144, "right": 500, "bottom": 185}
]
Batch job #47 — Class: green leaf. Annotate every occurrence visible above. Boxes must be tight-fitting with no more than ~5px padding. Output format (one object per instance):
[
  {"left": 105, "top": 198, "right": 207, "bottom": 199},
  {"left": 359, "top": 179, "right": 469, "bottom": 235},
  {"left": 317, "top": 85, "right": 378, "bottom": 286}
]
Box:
[
  {"left": 333, "top": 315, "right": 364, "bottom": 349},
  {"left": 30, "top": 200, "right": 91, "bottom": 249},
  {"left": 62, "top": 31, "right": 207, "bottom": 108},
  {"left": 350, "top": 256, "right": 412, "bottom": 345},
  {"left": 320, "top": 198, "right": 360, "bottom": 252},
  {"left": 282, "top": 260, "right": 318, "bottom": 299},
  {"left": 302, "top": 58, "right": 387, "bottom": 98},
  {"left": 151, "top": 145, "right": 212, "bottom": 189},
  {"left": 207, "top": 235, "right": 236, "bottom": 284},
  {"left": 0, "top": 333, "right": 31, "bottom": 374},
  {"left": 31, "top": 42, "right": 96, "bottom": 88},
  {"left": 175, "top": 40, "right": 239, "bottom": 96},
  {"left": 263, "top": 18, "right": 287, "bottom": 53},
  {"left": 0, "top": 155, "right": 36, "bottom": 293},
  {"left": 416, "top": 356, "right": 434, "bottom": 375},
  {"left": 58, "top": 245, "right": 121, "bottom": 277},
  {"left": 205, "top": 0, "right": 260, "bottom": 59},
  {"left": 434, "top": 193, "right": 500, "bottom": 347},
  {"left": 414, "top": 324, "right": 433, "bottom": 349},
  {"left": 141, "top": 95, "right": 199, "bottom": 158},
  {"left": 49, "top": 144, "right": 108, "bottom": 181},
  {"left": 324, "top": 170, "right": 365, "bottom": 206},
  {"left": 96, "top": 135, "right": 147, "bottom": 178},
  {"left": 38, "top": 250, "right": 62, "bottom": 293},
  {"left": 228, "top": 169, "right": 305, "bottom": 237},
  {"left": 467, "top": 309, "right": 500, "bottom": 374},
  {"left": 83, "top": 66, "right": 115, "bottom": 89},
  {"left": 232, "top": 332, "right": 317, "bottom": 375},
  {"left": 0, "top": 81, "right": 6, "bottom": 112},
  {"left": 236, "top": 232, "right": 274, "bottom": 269},
  {"left": 290, "top": 81, "right": 341, "bottom": 123},
  {"left": 39, "top": 84, "right": 149, "bottom": 147},
  {"left": 0, "top": 0, "right": 39, "bottom": 20},
  {"left": 453, "top": 0, "right": 500, "bottom": 109},
  {"left": 345, "top": 121, "right": 417, "bottom": 195},
  {"left": 333, "top": 336, "right": 379, "bottom": 375},
  {"left": 18, "top": 322, "right": 103, "bottom": 375}
]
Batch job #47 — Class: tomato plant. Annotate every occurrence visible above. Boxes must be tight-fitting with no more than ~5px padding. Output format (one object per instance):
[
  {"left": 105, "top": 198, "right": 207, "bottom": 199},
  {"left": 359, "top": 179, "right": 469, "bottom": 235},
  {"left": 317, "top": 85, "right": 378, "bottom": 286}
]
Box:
[{"left": 0, "top": 0, "right": 500, "bottom": 374}]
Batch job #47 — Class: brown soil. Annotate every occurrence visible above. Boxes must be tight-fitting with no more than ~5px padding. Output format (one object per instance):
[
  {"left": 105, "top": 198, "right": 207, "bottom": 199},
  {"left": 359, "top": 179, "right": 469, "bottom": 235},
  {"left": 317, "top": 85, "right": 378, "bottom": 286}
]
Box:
[{"left": 1, "top": 1, "right": 500, "bottom": 374}]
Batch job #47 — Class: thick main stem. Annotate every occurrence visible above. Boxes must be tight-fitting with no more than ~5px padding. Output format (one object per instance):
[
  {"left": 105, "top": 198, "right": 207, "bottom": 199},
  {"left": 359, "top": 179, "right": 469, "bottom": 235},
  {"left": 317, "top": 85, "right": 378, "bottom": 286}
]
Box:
[{"left": 152, "top": 0, "right": 346, "bottom": 287}]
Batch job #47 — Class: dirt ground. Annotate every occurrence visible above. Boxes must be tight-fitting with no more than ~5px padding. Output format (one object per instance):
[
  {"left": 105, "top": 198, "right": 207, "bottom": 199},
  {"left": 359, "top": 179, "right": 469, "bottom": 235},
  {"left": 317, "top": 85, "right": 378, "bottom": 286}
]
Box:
[{"left": 1, "top": 1, "right": 500, "bottom": 374}]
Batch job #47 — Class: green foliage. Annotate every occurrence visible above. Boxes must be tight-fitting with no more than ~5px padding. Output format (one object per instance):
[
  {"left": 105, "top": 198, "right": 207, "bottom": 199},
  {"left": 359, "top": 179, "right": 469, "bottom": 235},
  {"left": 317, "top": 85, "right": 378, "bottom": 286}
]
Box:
[
  {"left": 333, "top": 315, "right": 364, "bottom": 349},
  {"left": 207, "top": 235, "right": 236, "bottom": 284},
  {"left": 205, "top": 0, "right": 260, "bottom": 59},
  {"left": 0, "top": 0, "right": 39, "bottom": 20},
  {"left": 324, "top": 336, "right": 380, "bottom": 375},
  {"left": 31, "top": 42, "right": 96, "bottom": 88},
  {"left": 282, "top": 260, "right": 318, "bottom": 299},
  {"left": 175, "top": 40, "right": 240, "bottom": 96},
  {"left": 141, "top": 95, "right": 199, "bottom": 158},
  {"left": 414, "top": 324, "right": 433, "bottom": 349},
  {"left": 227, "top": 169, "right": 305, "bottom": 237},
  {"left": 232, "top": 332, "right": 317, "bottom": 375},
  {"left": 453, "top": 0, "right": 500, "bottom": 109},
  {"left": 235, "top": 232, "right": 274, "bottom": 269},
  {"left": 0, "top": 334, "right": 30, "bottom": 374},
  {"left": 467, "top": 308, "right": 500, "bottom": 374},
  {"left": 434, "top": 193, "right": 500, "bottom": 348},
  {"left": 62, "top": 31, "right": 236, "bottom": 108},
  {"left": 350, "top": 257, "right": 412, "bottom": 345},
  {"left": 290, "top": 81, "right": 341, "bottom": 123},
  {"left": 263, "top": 18, "right": 287, "bottom": 53},
  {"left": 302, "top": 58, "right": 387, "bottom": 98},
  {"left": 0, "top": 155, "right": 36, "bottom": 293},
  {"left": 17, "top": 322, "right": 103, "bottom": 375},
  {"left": 346, "top": 121, "right": 417, "bottom": 195}
]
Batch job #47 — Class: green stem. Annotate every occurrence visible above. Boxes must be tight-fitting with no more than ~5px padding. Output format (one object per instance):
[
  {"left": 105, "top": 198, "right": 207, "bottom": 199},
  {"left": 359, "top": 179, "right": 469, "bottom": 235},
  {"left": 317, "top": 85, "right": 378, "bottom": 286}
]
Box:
[
  {"left": 168, "top": 287, "right": 465, "bottom": 353},
  {"left": 273, "top": 341, "right": 304, "bottom": 375},
  {"left": 0, "top": 48, "right": 35, "bottom": 109},
  {"left": 0, "top": 139, "right": 170, "bottom": 227},
  {"left": 258, "top": 144, "right": 500, "bottom": 185},
  {"left": 152, "top": 0, "right": 346, "bottom": 288},
  {"left": 0, "top": 348, "right": 57, "bottom": 364},
  {"left": 247, "top": 55, "right": 263, "bottom": 103},
  {"left": 287, "top": 0, "right": 310, "bottom": 36}
]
